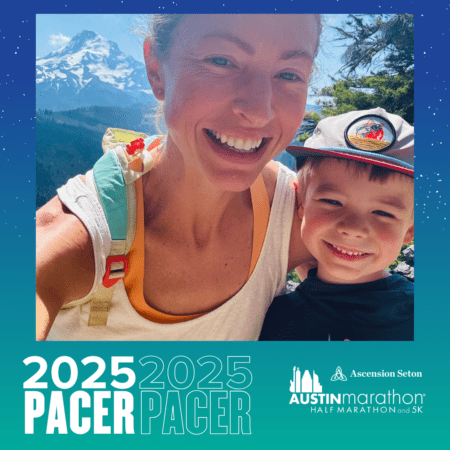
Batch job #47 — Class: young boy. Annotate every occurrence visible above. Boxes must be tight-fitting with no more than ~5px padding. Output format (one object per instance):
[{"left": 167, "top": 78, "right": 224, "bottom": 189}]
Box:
[{"left": 260, "top": 108, "right": 414, "bottom": 341}]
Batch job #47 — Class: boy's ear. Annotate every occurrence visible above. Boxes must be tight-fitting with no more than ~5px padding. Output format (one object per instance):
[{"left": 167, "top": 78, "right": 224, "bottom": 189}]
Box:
[
  {"left": 297, "top": 195, "right": 305, "bottom": 220},
  {"left": 291, "top": 179, "right": 305, "bottom": 220},
  {"left": 403, "top": 223, "right": 414, "bottom": 245},
  {"left": 144, "top": 40, "right": 165, "bottom": 101}
]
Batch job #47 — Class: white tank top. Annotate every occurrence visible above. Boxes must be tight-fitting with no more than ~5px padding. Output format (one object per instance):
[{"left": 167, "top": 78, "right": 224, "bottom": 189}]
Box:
[{"left": 48, "top": 163, "right": 296, "bottom": 341}]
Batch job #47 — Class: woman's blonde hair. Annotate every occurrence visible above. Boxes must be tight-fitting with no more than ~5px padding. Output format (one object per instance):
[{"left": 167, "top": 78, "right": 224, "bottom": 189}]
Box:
[{"left": 147, "top": 14, "right": 322, "bottom": 59}]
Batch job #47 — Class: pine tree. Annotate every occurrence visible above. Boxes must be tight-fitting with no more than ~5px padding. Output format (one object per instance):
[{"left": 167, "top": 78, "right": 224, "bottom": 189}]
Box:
[
  {"left": 298, "top": 14, "right": 414, "bottom": 142},
  {"left": 334, "top": 14, "right": 414, "bottom": 78}
]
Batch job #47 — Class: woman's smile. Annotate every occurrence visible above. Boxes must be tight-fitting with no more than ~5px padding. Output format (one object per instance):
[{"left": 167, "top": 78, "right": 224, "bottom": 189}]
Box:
[
  {"left": 205, "top": 129, "right": 266, "bottom": 153},
  {"left": 203, "top": 128, "right": 271, "bottom": 164}
]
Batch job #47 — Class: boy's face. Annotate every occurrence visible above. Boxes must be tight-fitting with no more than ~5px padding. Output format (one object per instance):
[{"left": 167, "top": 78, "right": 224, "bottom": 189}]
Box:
[{"left": 298, "top": 158, "right": 414, "bottom": 284}]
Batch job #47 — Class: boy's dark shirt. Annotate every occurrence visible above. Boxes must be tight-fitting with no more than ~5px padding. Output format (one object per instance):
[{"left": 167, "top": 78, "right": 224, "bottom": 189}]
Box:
[{"left": 259, "top": 269, "right": 414, "bottom": 341}]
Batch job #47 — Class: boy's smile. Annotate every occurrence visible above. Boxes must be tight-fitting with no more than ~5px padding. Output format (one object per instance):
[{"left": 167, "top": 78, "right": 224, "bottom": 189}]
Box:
[
  {"left": 323, "top": 241, "right": 372, "bottom": 259},
  {"left": 298, "top": 158, "right": 414, "bottom": 284}
]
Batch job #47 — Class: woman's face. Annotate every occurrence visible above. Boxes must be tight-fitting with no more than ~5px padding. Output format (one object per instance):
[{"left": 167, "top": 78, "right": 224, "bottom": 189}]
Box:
[{"left": 156, "top": 14, "right": 319, "bottom": 191}]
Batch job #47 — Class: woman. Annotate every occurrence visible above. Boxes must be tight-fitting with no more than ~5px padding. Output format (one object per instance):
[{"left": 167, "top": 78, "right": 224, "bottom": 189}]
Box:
[{"left": 36, "top": 14, "right": 321, "bottom": 341}]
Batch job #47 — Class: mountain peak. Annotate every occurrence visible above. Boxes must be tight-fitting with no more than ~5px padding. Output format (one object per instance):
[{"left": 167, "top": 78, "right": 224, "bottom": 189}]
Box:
[
  {"left": 69, "top": 30, "right": 101, "bottom": 46},
  {"left": 36, "top": 30, "right": 155, "bottom": 111},
  {"left": 77, "top": 30, "right": 99, "bottom": 40},
  {"left": 65, "top": 30, "right": 104, "bottom": 54}
]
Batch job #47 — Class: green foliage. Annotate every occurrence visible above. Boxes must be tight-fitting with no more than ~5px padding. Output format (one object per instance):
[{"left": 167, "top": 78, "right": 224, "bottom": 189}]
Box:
[
  {"left": 320, "top": 73, "right": 413, "bottom": 122},
  {"left": 333, "top": 14, "right": 414, "bottom": 78},
  {"left": 286, "top": 270, "right": 301, "bottom": 284}
]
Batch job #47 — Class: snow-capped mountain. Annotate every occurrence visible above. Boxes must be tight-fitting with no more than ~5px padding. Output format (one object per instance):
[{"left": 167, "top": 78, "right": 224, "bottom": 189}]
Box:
[{"left": 36, "top": 30, "right": 156, "bottom": 111}]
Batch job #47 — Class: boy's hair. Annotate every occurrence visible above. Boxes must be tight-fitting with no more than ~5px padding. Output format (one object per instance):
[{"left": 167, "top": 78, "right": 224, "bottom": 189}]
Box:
[{"left": 296, "top": 156, "right": 413, "bottom": 199}]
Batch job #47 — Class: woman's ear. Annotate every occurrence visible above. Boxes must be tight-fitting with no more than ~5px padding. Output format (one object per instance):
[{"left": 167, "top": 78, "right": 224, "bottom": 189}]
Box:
[
  {"left": 403, "top": 223, "right": 414, "bottom": 245},
  {"left": 144, "top": 39, "right": 165, "bottom": 101}
]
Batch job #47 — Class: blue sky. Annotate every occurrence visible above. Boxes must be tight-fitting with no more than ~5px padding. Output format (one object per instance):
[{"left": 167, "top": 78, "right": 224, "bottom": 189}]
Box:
[{"left": 36, "top": 14, "right": 355, "bottom": 105}]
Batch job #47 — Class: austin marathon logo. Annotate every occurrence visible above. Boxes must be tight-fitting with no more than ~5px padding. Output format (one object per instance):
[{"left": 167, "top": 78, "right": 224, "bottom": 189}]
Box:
[{"left": 288, "top": 366, "right": 424, "bottom": 414}]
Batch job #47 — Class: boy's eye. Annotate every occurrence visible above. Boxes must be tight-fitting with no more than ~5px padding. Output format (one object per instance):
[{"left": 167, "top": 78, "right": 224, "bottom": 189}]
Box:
[
  {"left": 206, "top": 57, "right": 235, "bottom": 67},
  {"left": 373, "top": 210, "right": 395, "bottom": 218},
  {"left": 276, "top": 72, "right": 302, "bottom": 82},
  {"left": 319, "top": 199, "right": 342, "bottom": 206}
]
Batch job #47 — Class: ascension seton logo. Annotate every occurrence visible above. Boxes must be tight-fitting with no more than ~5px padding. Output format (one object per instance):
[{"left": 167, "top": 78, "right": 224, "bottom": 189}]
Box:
[{"left": 331, "top": 366, "right": 347, "bottom": 381}]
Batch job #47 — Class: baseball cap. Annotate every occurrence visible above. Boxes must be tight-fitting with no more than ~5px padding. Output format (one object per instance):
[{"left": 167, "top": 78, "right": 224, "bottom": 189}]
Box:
[{"left": 286, "top": 108, "right": 414, "bottom": 177}]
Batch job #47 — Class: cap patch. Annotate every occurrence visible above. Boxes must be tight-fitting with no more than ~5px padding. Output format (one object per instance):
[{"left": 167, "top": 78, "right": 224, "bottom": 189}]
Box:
[{"left": 345, "top": 114, "right": 396, "bottom": 152}]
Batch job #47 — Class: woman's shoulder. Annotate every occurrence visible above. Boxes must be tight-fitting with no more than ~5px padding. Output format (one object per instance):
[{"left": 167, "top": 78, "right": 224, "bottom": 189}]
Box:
[
  {"left": 36, "top": 195, "right": 96, "bottom": 304},
  {"left": 261, "top": 160, "right": 281, "bottom": 205},
  {"left": 261, "top": 160, "right": 296, "bottom": 205}
]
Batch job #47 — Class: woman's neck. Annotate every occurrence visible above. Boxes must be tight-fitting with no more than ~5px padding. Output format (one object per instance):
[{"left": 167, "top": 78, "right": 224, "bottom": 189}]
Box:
[{"left": 142, "top": 137, "right": 252, "bottom": 245}]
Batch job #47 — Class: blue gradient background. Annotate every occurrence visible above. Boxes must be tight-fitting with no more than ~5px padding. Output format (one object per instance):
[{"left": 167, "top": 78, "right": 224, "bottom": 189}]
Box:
[{"left": 1, "top": 1, "right": 449, "bottom": 448}]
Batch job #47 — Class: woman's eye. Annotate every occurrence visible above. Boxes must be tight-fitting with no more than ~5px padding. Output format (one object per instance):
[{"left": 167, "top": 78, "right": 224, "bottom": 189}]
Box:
[
  {"left": 373, "top": 210, "right": 395, "bottom": 218},
  {"left": 277, "top": 72, "right": 302, "bottom": 82},
  {"left": 206, "top": 57, "right": 234, "bottom": 67},
  {"left": 319, "top": 199, "right": 342, "bottom": 206}
]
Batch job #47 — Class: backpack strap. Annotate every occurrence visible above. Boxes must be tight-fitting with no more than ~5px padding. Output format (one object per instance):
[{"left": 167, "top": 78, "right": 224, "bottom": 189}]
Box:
[
  {"left": 248, "top": 173, "right": 270, "bottom": 278},
  {"left": 86, "top": 129, "right": 163, "bottom": 326}
]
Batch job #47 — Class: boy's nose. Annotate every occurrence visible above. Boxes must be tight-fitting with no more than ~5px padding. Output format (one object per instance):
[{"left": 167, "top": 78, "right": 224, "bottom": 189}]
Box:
[
  {"left": 336, "top": 214, "right": 369, "bottom": 239},
  {"left": 231, "top": 72, "right": 275, "bottom": 127}
]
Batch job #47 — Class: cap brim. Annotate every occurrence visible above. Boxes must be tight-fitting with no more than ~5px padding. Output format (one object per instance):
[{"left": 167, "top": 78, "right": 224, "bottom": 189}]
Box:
[{"left": 286, "top": 146, "right": 414, "bottom": 177}]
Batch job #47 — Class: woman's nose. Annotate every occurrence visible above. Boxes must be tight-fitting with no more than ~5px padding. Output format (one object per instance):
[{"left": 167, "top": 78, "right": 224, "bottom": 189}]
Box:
[
  {"left": 231, "top": 72, "right": 275, "bottom": 127},
  {"left": 336, "top": 213, "right": 369, "bottom": 239}
]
